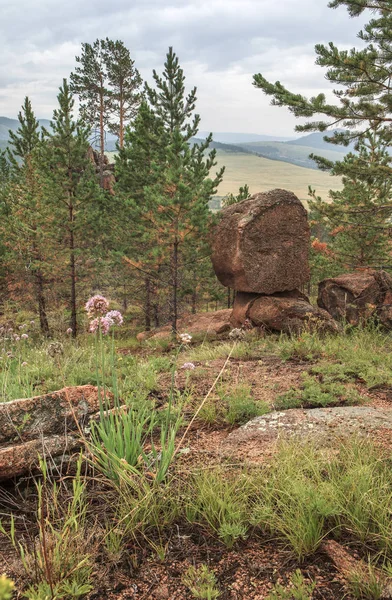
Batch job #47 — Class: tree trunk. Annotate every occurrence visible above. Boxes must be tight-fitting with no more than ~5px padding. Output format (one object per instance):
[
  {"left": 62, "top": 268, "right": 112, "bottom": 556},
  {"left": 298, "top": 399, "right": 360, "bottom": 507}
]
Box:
[
  {"left": 123, "top": 284, "right": 128, "bottom": 312},
  {"left": 145, "top": 277, "right": 151, "bottom": 331},
  {"left": 35, "top": 270, "right": 50, "bottom": 337},
  {"left": 191, "top": 289, "right": 197, "bottom": 314},
  {"left": 153, "top": 303, "right": 160, "bottom": 328},
  {"left": 99, "top": 82, "right": 105, "bottom": 188},
  {"left": 69, "top": 203, "right": 77, "bottom": 338},
  {"left": 171, "top": 240, "right": 179, "bottom": 335},
  {"left": 119, "top": 89, "right": 124, "bottom": 149}
]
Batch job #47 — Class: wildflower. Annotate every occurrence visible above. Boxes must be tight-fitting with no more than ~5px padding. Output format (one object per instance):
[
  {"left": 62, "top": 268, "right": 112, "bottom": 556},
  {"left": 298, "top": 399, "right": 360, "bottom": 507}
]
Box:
[
  {"left": 19, "top": 324, "right": 27, "bottom": 330},
  {"left": 30, "top": 320, "right": 35, "bottom": 325},
  {"left": 181, "top": 362, "right": 196, "bottom": 370},
  {"left": 85, "top": 294, "right": 110, "bottom": 317},
  {"left": 179, "top": 332, "right": 192, "bottom": 344},
  {"left": 89, "top": 316, "right": 113, "bottom": 335},
  {"left": 14, "top": 335, "right": 20, "bottom": 342},
  {"left": 106, "top": 310, "right": 123, "bottom": 326},
  {"left": 66, "top": 327, "right": 73, "bottom": 335},
  {"left": 21, "top": 333, "right": 28, "bottom": 340},
  {"left": 21, "top": 361, "right": 28, "bottom": 367}
]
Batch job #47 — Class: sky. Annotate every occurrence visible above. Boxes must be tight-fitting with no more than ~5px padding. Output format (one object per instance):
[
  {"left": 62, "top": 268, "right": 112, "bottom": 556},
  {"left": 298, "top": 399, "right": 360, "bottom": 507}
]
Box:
[{"left": 0, "top": 0, "right": 368, "bottom": 137}]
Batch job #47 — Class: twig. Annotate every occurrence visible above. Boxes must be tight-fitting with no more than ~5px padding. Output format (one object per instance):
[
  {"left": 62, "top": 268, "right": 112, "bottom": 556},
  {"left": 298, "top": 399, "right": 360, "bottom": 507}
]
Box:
[{"left": 173, "top": 343, "right": 237, "bottom": 456}]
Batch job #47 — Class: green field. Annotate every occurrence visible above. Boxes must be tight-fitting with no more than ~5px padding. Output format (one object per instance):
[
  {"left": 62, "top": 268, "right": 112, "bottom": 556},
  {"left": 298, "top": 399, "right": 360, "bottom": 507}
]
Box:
[{"left": 214, "top": 150, "right": 342, "bottom": 204}]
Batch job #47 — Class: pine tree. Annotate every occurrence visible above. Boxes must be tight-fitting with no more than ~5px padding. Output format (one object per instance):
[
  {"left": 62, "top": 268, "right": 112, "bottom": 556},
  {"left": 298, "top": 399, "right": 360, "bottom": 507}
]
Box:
[
  {"left": 253, "top": 0, "right": 392, "bottom": 270},
  {"left": 115, "top": 101, "right": 166, "bottom": 329},
  {"left": 253, "top": 1, "right": 392, "bottom": 148},
  {"left": 102, "top": 38, "right": 143, "bottom": 149},
  {"left": 222, "top": 184, "right": 251, "bottom": 207},
  {"left": 41, "top": 79, "right": 101, "bottom": 337},
  {"left": 309, "top": 127, "right": 392, "bottom": 267},
  {"left": 3, "top": 99, "right": 51, "bottom": 334},
  {"left": 144, "top": 48, "right": 224, "bottom": 333},
  {"left": 7, "top": 97, "right": 40, "bottom": 171},
  {"left": 70, "top": 40, "right": 111, "bottom": 187},
  {"left": 117, "top": 49, "right": 224, "bottom": 334}
]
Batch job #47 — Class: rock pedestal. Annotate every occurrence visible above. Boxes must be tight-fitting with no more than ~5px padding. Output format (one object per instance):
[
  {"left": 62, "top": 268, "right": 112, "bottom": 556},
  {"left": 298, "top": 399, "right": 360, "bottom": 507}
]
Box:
[
  {"left": 211, "top": 189, "right": 310, "bottom": 294},
  {"left": 231, "top": 291, "right": 338, "bottom": 334}
]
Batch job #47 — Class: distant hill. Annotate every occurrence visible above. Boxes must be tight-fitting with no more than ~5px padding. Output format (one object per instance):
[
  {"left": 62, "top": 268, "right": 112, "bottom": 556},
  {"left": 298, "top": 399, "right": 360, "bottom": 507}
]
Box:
[
  {"left": 197, "top": 131, "right": 297, "bottom": 144},
  {"left": 190, "top": 137, "right": 253, "bottom": 154},
  {"left": 289, "top": 131, "right": 356, "bottom": 153},
  {"left": 0, "top": 116, "right": 117, "bottom": 151},
  {"left": 233, "top": 140, "right": 346, "bottom": 170},
  {"left": 0, "top": 116, "right": 52, "bottom": 142}
]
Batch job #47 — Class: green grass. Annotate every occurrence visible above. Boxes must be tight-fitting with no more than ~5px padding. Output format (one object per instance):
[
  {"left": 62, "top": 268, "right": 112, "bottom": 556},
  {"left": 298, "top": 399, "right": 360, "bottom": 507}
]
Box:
[{"left": 275, "top": 372, "right": 364, "bottom": 410}]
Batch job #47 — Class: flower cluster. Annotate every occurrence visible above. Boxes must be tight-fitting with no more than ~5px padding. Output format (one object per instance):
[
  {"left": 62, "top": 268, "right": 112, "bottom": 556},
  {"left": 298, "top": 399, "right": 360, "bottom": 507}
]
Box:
[
  {"left": 106, "top": 310, "right": 124, "bottom": 326},
  {"left": 89, "top": 316, "right": 113, "bottom": 335},
  {"left": 0, "top": 324, "right": 29, "bottom": 343},
  {"left": 85, "top": 295, "right": 110, "bottom": 318},
  {"left": 178, "top": 333, "right": 192, "bottom": 345},
  {"left": 181, "top": 362, "right": 196, "bottom": 370},
  {"left": 85, "top": 295, "right": 123, "bottom": 336}
]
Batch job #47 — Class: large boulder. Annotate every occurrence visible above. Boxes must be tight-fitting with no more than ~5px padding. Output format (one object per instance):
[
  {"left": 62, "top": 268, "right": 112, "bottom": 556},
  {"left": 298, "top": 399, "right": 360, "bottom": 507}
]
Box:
[
  {"left": 318, "top": 270, "right": 392, "bottom": 327},
  {"left": 211, "top": 189, "right": 310, "bottom": 294},
  {"left": 231, "top": 293, "right": 337, "bottom": 334}
]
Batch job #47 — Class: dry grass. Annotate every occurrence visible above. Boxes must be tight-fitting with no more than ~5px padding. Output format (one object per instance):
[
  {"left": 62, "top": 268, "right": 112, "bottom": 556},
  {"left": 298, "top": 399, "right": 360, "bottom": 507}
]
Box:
[{"left": 214, "top": 150, "right": 342, "bottom": 203}]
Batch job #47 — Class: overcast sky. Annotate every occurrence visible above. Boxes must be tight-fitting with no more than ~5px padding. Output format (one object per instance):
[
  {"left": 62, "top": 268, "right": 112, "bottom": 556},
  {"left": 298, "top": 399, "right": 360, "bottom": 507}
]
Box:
[{"left": 0, "top": 0, "right": 367, "bottom": 136}]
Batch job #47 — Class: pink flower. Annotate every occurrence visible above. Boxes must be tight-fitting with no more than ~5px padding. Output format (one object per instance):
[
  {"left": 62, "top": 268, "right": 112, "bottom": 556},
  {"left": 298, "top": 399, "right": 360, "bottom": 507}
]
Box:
[
  {"left": 14, "top": 335, "right": 20, "bottom": 342},
  {"left": 21, "top": 333, "right": 28, "bottom": 340},
  {"left": 106, "top": 310, "right": 123, "bottom": 326},
  {"left": 21, "top": 361, "right": 28, "bottom": 367},
  {"left": 89, "top": 316, "right": 113, "bottom": 335},
  {"left": 181, "top": 362, "right": 196, "bottom": 370},
  {"left": 85, "top": 295, "right": 110, "bottom": 317},
  {"left": 66, "top": 328, "right": 73, "bottom": 335}
]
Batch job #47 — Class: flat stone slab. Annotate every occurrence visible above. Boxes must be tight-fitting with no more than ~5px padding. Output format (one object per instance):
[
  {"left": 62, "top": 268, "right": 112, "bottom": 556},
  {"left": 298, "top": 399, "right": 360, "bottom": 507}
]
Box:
[
  {"left": 0, "top": 385, "right": 114, "bottom": 480},
  {"left": 221, "top": 406, "right": 392, "bottom": 460},
  {"left": 0, "top": 385, "right": 111, "bottom": 445}
]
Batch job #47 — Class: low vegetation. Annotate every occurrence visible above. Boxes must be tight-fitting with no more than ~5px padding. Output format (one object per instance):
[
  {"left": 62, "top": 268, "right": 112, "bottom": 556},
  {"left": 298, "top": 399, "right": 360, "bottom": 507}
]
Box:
[{"left": 2, "top": 322, "right": 392, "bottom": 597}]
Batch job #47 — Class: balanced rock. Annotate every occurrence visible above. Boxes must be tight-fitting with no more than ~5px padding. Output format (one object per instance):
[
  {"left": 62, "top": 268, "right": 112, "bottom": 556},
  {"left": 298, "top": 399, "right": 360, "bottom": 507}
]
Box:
[
  {"left": 211, "top": 189, "right": 310, "bottom": 294},
  {"left": 231, "top": 292, "right": 338, "bottom": 334},
  {"left": 318, "top": 269, "right": 392, "bottom": 327}
]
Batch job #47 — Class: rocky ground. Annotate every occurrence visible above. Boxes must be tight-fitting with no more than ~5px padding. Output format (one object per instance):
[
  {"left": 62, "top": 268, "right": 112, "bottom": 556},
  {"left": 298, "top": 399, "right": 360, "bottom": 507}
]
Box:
[{"left": 2, "top": 340, "right": 392, "bottom": 599}]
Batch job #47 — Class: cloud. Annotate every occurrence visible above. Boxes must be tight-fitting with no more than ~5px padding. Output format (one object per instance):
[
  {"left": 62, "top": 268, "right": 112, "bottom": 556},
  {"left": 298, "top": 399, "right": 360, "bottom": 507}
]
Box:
[{"left": 0, "top": 0, "right": 368, "bottom": 135}]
